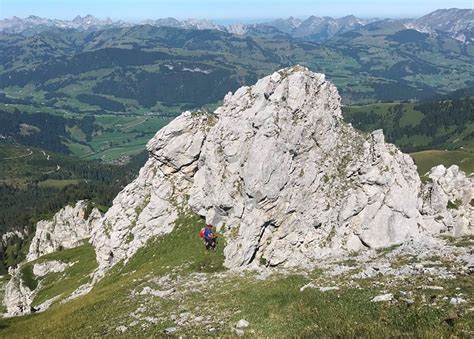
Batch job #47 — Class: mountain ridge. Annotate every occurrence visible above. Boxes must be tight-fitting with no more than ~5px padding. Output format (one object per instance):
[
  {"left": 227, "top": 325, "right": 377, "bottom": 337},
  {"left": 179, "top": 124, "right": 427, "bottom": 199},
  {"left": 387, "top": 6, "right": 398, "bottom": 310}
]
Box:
[{"left": 1, "top": 8, "right": 472, "bottom": 43}]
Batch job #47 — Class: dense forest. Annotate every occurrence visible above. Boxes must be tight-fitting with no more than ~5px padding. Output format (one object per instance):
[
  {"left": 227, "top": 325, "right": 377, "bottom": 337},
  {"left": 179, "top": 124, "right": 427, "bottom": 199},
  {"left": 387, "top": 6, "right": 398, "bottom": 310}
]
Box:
[
  {"left": 343, "top": 94, "right": 473, "bottom": 152},
  {"left": 76, "top": 94, "right": 126, "bottom": 112},
  {"left": 0, "top": 108, "right": 100, "bottom": 153}
]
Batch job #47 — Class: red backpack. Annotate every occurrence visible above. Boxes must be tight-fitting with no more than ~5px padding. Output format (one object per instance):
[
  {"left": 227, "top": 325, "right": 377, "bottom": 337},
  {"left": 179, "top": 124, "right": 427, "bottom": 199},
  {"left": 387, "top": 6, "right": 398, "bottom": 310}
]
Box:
[{"left": 198, "top": 227, "right": 205, "bottom": 238}]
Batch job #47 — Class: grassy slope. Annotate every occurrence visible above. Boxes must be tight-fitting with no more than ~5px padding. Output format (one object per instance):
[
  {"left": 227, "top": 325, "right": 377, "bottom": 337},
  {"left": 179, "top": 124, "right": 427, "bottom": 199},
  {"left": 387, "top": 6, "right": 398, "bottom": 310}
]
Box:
[
  {"left": 0, "top": 211, "right": 224, "bottom": 336},
  {"left": 21, "top": 243, "right": 98, "bottom": 307},
  {"left": 410, "top": 150, "right": 474, "bottom": 175},
  {"left": 1, "top": 211, "right": 472, "bottom": 337}
]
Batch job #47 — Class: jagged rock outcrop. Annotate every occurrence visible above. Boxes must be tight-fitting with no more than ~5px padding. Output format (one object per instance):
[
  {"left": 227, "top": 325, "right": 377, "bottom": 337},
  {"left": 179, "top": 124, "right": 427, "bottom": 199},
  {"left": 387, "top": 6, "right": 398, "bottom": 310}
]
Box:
[
  {"left": 3, "top": 267, "right": 34, "bottom": 317},
  {"left": 91, "top": 66, "right": 427, "bottom": 274},
  {"left": 1, "top": 230, "right": 26, "bottom": 245},
  {"left": 421, "top": 165, "right": 473, "bottom": 236},
  {"left": 89, "top": 65, "right": 473, "bottom": 275},
  {"left": 189, "top": 66, "right": 424, "bottom": 268},
  {"left": 91, "top": 112, "right": 213, "bottom": 276},
  {"left": 27, "top": 200, "right": 102, "bottom": 261}
]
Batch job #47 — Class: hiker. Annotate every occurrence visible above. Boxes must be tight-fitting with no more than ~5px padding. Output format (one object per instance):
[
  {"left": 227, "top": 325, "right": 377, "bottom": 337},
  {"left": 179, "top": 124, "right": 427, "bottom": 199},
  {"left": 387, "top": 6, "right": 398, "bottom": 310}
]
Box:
[{"left": 200, "top": 224, "right": 217, "bottom": 251}]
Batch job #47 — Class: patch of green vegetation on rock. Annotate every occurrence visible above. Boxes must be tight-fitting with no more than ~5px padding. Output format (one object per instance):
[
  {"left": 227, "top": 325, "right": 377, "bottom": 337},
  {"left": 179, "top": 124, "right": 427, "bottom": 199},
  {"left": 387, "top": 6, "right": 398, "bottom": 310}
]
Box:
[
  {"left": 376, "top": 243, "right": 402, "bottom": 256},
  {"left": 335, "top": 259, "right": 359, "bottom": 267},
  {"left": 441, "top": 235, "right": 474, "bottom": 248},
  {"left": 20, "top": 265, "right": 38, "bottom": 291},
  {"left": 447, "top": 199, "right": 463, "bottom": 210},
  {"left": 389, "top": 255, "right": 419, "bottom": 269}
]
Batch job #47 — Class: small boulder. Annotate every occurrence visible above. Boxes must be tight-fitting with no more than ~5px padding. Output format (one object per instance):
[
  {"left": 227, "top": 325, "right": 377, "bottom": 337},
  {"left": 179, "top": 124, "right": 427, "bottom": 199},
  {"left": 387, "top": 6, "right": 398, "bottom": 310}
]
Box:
[
  {"left": 450, "top": 297, "right": 467, "bottom": 305},
  {"left": 371, "top": 293, "right": 393, "bottom": 302},
  {"left": 164, "top": 327, "right": 177, "bottom": 335},
  {"left": 420, "top": 285, "right": 444, "bottom": 290},
  {"left": 236, "top": 319, "right": 250, "bottom": 328},
  {"left": 116, "top": 325, "right": 127, "bottom": 333},
  {"left": 234, "top": 328, "right": 245, "bottom": 336},
  {"left": 319, "top": 286, "right": 340, "bottom": 292},
  {"left": 300, "top": 282, "right": 316, "bottom": 292}
]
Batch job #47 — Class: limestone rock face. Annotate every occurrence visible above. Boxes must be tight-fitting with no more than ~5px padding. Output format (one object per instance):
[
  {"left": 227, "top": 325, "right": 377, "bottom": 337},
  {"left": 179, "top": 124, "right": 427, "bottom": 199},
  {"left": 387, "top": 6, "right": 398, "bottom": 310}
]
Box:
[
  {"left": 421, "top": 165, "right": 473, "bottom": 236},
  {"left": 3, "top": 267, "right": 34, "bottom": 317},
  {"left": 87, "top": 66, "right": 473, "bottom": 276},
  {"left": 90, "top": 112, "right": 213, "bottom": 276},
  {"left": 2, "top": 230, "right": 26, "bottom": 245},
  {"left": 189, "top": 66, "right": 424, "bottom": 268},
  {"left": 33, "top": 260, "right": 71, "bottom": 277},
  {"left": 26, "top": 200, "right": 102, "bottom": 261}
]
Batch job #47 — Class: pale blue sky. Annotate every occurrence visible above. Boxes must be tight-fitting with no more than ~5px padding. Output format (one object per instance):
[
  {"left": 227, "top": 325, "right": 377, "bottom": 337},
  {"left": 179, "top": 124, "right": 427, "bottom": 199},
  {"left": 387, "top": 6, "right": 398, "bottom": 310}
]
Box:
[{"left": 0, "top": 0, "right": 472, "bottom": 21}]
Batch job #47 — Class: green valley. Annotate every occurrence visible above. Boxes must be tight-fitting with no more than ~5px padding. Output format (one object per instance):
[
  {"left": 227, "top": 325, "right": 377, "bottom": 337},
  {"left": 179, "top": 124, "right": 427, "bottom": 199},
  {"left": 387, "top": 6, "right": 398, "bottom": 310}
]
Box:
[{"left": 0, "top": 143, "right": 146, "bottom": 272}]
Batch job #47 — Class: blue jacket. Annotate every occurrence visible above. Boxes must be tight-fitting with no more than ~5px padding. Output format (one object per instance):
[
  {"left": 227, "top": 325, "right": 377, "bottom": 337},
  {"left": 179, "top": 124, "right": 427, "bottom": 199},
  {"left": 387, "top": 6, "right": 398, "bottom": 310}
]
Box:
[{"left": 204, "top": 228, "right": 215, "bottom": 240}]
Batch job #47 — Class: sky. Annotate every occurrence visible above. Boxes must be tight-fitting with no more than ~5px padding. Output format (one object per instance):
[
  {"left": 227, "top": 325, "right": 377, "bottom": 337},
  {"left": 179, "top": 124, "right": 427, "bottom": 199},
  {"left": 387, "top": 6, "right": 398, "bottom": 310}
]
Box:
[{"left": 0, "top": 0, "right": 472, "bottom": 22}]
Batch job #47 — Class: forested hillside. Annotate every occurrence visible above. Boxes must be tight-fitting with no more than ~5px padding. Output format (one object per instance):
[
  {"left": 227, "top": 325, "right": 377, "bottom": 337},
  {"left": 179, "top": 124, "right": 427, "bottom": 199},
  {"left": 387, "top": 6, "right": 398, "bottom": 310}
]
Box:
[
  {"left": 343, "top": 90, "right": 474, "bottom": 153},
  {"left": 0, "top": 144, "right": 147, "bottom": 273},
  {"left": 0, "top": 24, "right": 473, "bottom": 116}
]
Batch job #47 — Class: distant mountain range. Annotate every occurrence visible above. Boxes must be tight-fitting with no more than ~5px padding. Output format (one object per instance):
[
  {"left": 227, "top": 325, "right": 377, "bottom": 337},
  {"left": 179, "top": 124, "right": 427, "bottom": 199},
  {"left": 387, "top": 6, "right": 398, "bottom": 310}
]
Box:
[{"left": 1, "top": 8, "right": 473, "bottom": 43}]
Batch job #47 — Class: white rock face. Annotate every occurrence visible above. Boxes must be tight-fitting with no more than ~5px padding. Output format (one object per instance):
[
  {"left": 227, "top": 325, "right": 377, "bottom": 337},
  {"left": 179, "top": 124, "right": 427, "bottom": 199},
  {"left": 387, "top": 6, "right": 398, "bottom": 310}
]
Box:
[
  {"left": 1, "top": 230, "right": 26, "bottom": 245},
  {"left": 88, "top": 65, "right": 473, "bottom": 276},
  {"left": 61, "top": 283, "right": 93, "bottom": 303},
  {"left": 421, "top": 165, "right": 473, "bottom": 236},
  {"left": 3, "top": 267, "right": 34, "bottom": 317},
  {"left": 91, "top": 112, "right": 213, "bottom": 276},
  {"left": 190, "top": 65, "right": 424, "bottom": 268},
  {"left": 33, "top": 260, "right": 71, "bottom": 277},
  {"left": 371, "top": 293, "right": 393, "bottom": 302},
  {"left": 27, "top": 200, "right": 102, "bottom": 261}
]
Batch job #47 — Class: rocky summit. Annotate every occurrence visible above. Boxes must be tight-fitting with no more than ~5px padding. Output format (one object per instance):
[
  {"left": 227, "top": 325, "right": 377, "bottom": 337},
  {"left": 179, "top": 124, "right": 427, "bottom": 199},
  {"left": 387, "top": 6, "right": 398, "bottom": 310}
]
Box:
[
  {"left": 3, "top": 66, "right": 473, "bottom": 319},
  {"left": 91, "top": 65, "right": 471, "bottom": 276}
]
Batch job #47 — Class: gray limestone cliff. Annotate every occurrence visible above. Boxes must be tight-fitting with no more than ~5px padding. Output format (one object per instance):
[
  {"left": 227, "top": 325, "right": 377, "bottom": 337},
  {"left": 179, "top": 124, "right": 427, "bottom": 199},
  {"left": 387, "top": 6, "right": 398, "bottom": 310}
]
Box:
[
  {"left": 3, "top": 267, "right": 34, "bottom": 317},
  {"left": 421, "top": 165, "right": 473, "bottom": 236},
  {"left": 189, "top": 67, "right": 424, "bottom": 268},
  {"left": 27, "top": 200, "right": 102, "bottom": 261},
  {"left": 90, "top": 112, "right": 213, "bottom": 276},
  {"left": 91, "top": 66, "right": 473, "bottom": 275}
]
